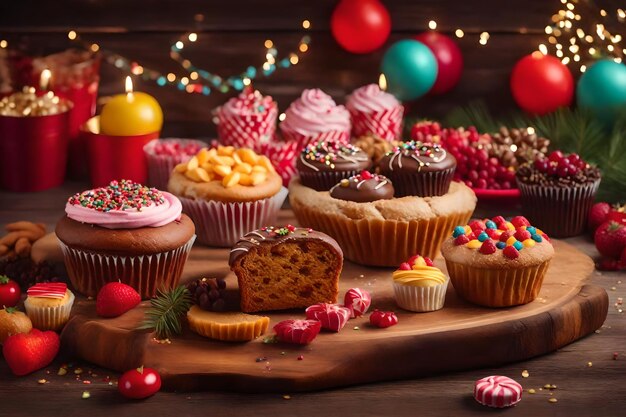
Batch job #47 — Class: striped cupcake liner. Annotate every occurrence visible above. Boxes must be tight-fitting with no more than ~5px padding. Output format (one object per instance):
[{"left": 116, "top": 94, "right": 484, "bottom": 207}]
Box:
[
  {"left": 24, "top": 290, "right": 75, "bottom": 331},
  {"left": 393, "top": 279, "right": 448, "bottom": 312},
  {"left": 349, "top": 106, "right": 404, "bottom": 142},
  {"left": 444, "top": 259, "right": 551, "bottom": 307},
  {"left": 517, "top": 179, "right": 600, "bottom": 238},
  {"left": 59, "top": 235, "right": 196, "bottom": 299},
  {"left": 382, "top": 167, "right": 456, "bottom": 198},
  {"left": 259, "top": 140, "right": 300, "bottom": 187},
  {"left": 143, "top": 138, "right": 208, "bottom": 190},
  {"left": 179, "top": 187, "right": 288, "bottom": 247},
  {"left": 215, "top": 106, "right": 278, "bottom": 152}
]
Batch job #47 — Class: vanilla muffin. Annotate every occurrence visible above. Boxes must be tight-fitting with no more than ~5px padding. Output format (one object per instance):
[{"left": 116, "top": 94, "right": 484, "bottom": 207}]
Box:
[
  {"left": 441, "top": 215, "right": 554, "bottom": 307},
  {"left": 392, "top": 255, "right": 449, "bottom": 312},
  {"left": 289, "top": 178, "right": 476, "bottom": 267},
  {"left": 24, "top": 283, "right": 75, "bottom": 331},
  {"left": 168, "top": 146, "right": 287, "bottom": 246}
]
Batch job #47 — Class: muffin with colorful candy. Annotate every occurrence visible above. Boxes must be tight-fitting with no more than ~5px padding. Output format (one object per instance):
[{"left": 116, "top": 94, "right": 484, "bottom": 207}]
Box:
[
  {"left": 346, "top": 83, "right": 404, "bottom": 141},
  {"left": 392, "top": 254, "right": 449, "bottom": 312},
  {"left": 296, "top": 140, "right": 371, "bottom": 191},
  {"left": 143, "top": 138, "right": 207, "bottom": 190},
  {"left": 214, "top": 89, "right": 278, "bottom": 149},
  {"left": 56, "top": 179, "right": 196, "bottom": 298},
  {"left": 168, "top": 146, "right": 287, "bottom": 247},
  {"left": 279, "top": 88, "right": 351, "bottom": 149},
  {"left": 516, "top": 151, "right": 601, "bottom": 237},
  {"left": 441, "top": 215, "right": 554, "bottom": 307}
]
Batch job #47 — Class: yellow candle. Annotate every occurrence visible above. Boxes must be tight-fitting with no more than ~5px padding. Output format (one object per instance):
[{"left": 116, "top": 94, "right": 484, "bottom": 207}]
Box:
[{"left": 100, "top": 76, "right": 163, "bottom": 136}]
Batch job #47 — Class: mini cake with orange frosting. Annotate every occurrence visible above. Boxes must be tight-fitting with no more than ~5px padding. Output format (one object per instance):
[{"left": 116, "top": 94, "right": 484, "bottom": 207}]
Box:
[
  {"left": 168, "top": 146, "right": 287, "bottom": 246},
  {"left": 441, "top": 215, "right": 554, "bottom": 307},
  {"left": 392, "top": 255, "right": 448, "bottom": 312},
  {"left": 24, "top": 283, "right": 75, "bottom": 331}
]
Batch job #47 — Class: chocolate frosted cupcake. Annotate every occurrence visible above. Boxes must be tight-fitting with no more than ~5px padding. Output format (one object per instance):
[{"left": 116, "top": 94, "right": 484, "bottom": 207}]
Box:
[
  {"left": 516, "top": 151, "right": 601, "bottom": 237},
  {"left": 330, "top": 171, "right": 394, "bottom": 202},
  {"left": 378, "top": 141, "right": 456, "bottom": 197},
  {"left": 296, "top": 141, "right": 371, "bottom": 191}
]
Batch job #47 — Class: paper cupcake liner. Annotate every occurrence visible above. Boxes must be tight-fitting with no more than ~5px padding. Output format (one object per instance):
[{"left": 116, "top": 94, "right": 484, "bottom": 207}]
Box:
[
  {"left": 381, "top": 167, "right": 455, "bottom": 198},
  {"left": 280, "top": 126, "right": 351, "bottom": 150},
  {"left": 298, "top": 170, "right": 365, "bottom": 191},
  {"left": 259, "top": 140, "right": 300, "bottom": 187},
  {"left": 290, "top": 202, "right": 473, "bottom": 267},
  {"left": 24, "top": 291, "right": 75, "bottom": 331},
  {"left": 349, "top": 106, "right": 404, "bottom": 142},
  {"left": 216, "top": 107, "right": 278, "bottom": 151},
  {"left": 393, "top": 279, "right": 448, "bottom": 312},
  {"left": 59, "top": 235, "right": 196, "bottom": 299},
  {"left": 180, "top": 187, "right": 288, "bottom": 247},
  {"left": 517, "top": 179, "right": 600, "bottom": 238},
  {"left": 444, "top": 259, "right": 551, "bottom": 307},
  {"left": 143, "top": 138, "right": 208, "bottom": 190}
]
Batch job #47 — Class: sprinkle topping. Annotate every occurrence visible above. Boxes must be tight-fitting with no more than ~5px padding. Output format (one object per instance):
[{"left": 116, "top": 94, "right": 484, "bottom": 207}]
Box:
[
  {"left": 68, "top": 180, "right": 165, "bottom": 213},
  {"left": 452, "top": 216, "right": 550, "bottom": 259},
  {"left": 300, "top": 141, "right": 368, "bottom": 171}
]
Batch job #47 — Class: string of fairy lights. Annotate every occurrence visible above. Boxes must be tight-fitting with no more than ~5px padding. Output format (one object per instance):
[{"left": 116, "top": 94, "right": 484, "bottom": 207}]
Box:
[
  {"left": 55, "top": 17, "right": 312, "bottom": 95},
  {"left": 536, "top": 0, "right": 624, "bottom": 72}
]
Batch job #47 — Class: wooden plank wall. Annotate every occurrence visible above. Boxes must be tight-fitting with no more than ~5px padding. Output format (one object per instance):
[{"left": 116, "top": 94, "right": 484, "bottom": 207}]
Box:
[{"left": 0, "top": 0, "right": 621, "bottom": 137}]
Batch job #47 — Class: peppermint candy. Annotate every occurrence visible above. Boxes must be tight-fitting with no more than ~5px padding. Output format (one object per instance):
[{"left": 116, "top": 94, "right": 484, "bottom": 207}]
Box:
[
  {"left": 343, "top": 288, "right": 372, "bottom": 318},
  {"left": 474, "top": 375, "right": 523, "bottom": 408},
  {"left": 305, "top": 303, "right": 351, "bottom": 332}
]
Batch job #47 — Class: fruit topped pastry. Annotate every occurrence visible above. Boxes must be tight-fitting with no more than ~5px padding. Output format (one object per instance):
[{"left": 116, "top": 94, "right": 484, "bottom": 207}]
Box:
[{"left": 392, "top": 254, "right": 449, "bottom": 312}]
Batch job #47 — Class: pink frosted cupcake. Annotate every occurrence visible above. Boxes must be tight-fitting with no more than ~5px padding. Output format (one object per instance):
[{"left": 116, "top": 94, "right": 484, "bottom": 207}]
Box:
[
  {"left": 214, "top": 89, "right": 278, "bottom": 150},
  {"left": 143, "top": 138, "right": 207, "bottom": 190},
  {"left": 346, "top": 84, "right": 404, "bottom": 142},
  {"left": 279, "top": 89, "right": 351, "bottom": 149}
]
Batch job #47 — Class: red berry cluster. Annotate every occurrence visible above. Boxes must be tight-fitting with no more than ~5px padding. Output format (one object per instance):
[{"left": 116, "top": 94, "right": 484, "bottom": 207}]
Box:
[
  {"left": 411, "top": 121, "right": 516, "bottom": 190},
  {"left": 533, "top": 151, "right": 587, "bottom": 178}
]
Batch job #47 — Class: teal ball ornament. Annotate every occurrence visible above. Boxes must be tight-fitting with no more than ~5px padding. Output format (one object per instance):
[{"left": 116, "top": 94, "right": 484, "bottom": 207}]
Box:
[
  {"left": 381, "top": 39, "right": 438, "bottom": 101},
  {"left": 577, "top": 59, "right": 626, "bottom": 125}
]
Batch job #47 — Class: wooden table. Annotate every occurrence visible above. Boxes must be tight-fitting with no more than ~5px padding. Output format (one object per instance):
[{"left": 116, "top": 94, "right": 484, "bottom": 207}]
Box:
[{"left": 1, "top": 182, "right": 624, "bottom": 417}]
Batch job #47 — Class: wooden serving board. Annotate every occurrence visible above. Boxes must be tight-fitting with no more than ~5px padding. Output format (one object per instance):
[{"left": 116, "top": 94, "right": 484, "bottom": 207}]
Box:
[{"left": 61, "top": 229, "right": 608, "bottom": 393}]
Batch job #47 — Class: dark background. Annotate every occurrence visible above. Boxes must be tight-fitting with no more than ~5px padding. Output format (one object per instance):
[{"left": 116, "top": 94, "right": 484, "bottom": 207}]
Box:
[{"left": 0, "top": 0, "right": 622, "bottom": 137}]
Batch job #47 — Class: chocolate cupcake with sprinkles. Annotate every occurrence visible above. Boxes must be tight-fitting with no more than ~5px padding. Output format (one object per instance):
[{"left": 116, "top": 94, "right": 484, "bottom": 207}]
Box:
[
  {"left": 296, "top": 140, "right": 371, "bottom": 191},
  {"left": 441, "top": 215, "right": 554, "bottom": 307},
  {"left": 377, "top": 140, "right": 456, "bottom": 197}
]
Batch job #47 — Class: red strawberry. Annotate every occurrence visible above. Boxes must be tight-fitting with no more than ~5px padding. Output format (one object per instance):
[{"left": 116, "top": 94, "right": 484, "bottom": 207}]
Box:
[
  {"left": 273, "top": 319, "right": 321, "bottom": 345},
  {"left": 594, "top": 221, "right": 626, "bottom": 259},
  {"left": 479, "top": 239, "right": 497, "bottom": 255},
  {"left": 469, "top": 220, "right": 486, "bottom": 232},
  {"left": 492, "top": 216, "right": 506, "bottom": 227},
  {"left": 3, "top": 329, "right": 59, "bottom": 376},
  {"left": 511, "top": 216, "right": 530, "bottom": 228},
  {"left": 96, "top": 282, "right": 141, "bottom": 318},
  {"left": 369, "top": 310, "right": 398, "bottom": 328},
  {"left": 588, "top": 202, "right": 611, "bottom": 232},
  {"left": 343, "top": 288, "right": 372, "bottom": 318},
  {"left": 607, "top": 210, "right": 626, "bottom": 225},
  {"left": 305, "top": 303, "right": 351, "bottom": 332},
  {"left": 455, "top": 235, "right": 470, "bottom": 245},
  {"left": 620, "top": 247, "right": 626, "bottom": 270}
]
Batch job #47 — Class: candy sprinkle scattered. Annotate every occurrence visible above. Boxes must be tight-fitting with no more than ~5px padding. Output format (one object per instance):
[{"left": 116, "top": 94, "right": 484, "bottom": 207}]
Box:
[
  {"left": 548, "top": 398, "right": 558, "bottom": 403},
  {"left": 58, "top": 367, "right": 67, "bottom": 376},
  {"left": 74, "top": 368, "right": 83, "bottom": 375},
  {"left": 37, "top": 379, "right": 47, "bottom": 384},
  {"left": 587, "top": 361, "right": 593, "bottom": 367},
  {"left": 613, "top": 352, "right": 619, "bottom": 360},
  {"left": 522, "top": 370, "right": 530, "bottom": 378},
  {"left": 255, "top": 357, "right": 267, "bottom": 363},
  {"left": 82, "top": 391, "right": 90, "bottom": 399},
  {"left": 283, "top": 395, "right": 291, "bottom": 400},
  {"left": 353, "top": 326, "right": 360, "bottom": 330},
  {"left": 528, "top": 389, "right": 536, "bottom": 394},
  {"left": 297, "top": 355, "right": 304, "bottom": 361}
]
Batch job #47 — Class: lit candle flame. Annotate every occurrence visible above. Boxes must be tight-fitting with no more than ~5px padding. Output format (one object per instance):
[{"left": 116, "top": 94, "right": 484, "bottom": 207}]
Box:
[
  {"left": 125, "top": 76, "right": 135, "bottom": 102},
  {"left": 378, "top": 73, "right": 387, "bottom": 91},
  {"left": 40, "top": 69, "right": 51, "bottom": 91}
]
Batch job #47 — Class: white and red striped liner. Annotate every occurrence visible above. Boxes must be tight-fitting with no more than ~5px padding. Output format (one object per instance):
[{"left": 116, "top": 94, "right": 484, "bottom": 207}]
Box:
[
  {"left": 27, "top": 283, "right": 68, "bottom": 299},
  {"left": 474, "top": 375, "right": 523, "bottom": 408},
  {"left": 259, "top": 140, "right": 300, "bottom": 187},
  {"left": 349, "top": 106, "right": 404, "bottom": 142},
  {"left": 215, "top": 105, "right": 278, "bottom": 151},
  {"left": 305, "top": 303, "right": 352, "bottom": 332},
  {"left": 343, "top": 288, "right": 372, "bottom": 318}
]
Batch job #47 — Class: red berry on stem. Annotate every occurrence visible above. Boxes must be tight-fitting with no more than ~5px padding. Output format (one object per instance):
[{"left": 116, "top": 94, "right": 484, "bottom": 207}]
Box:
[
  {"left": 0, "top": 275, "right": 21, "bottom": 308},
  {"left": 588, "top": 202, "right": 611, "bottom": 232},
  {"left": 594, "top": 221, "right": 626, "bottom": 259},
  {"left": 118, "top": 366, "right": 161, "bottom": 399},
  {"left": 549, "top": 150, "right": 564, "bottom": 162},
  {"left": 96, "top": 282, "right": 141, "bottom": 318},
  {"left": 534, "top": 159, "right": 549, "bottom": 173}
]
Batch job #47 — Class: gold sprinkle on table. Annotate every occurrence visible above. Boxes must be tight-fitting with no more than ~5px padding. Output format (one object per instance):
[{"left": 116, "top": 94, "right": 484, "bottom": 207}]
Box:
[
  {"left": 37, "top": 379, "right": 47, "bottom": 384},
  {"left": 58, "top": 368, "right": 67, "bottom": 376},
  {"left": 82, "top": 391, "right": 91, "bottom": 399},
  {"left": 548, "top": 398, "right": 558, "bottom": 403},
  {"left": 521, "top": 370, "right": 529, "bottom": 378},
  {"left": 283, "top": 395, "right": 291, "bottom": 400},
  {"left": 587, "top": 361, "right": 593, "bottom": 367},
  {"left": 528, "top": 389, "right": 536, "bottom": 394}
]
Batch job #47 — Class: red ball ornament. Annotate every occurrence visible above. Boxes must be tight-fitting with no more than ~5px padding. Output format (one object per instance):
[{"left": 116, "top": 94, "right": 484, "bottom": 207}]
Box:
[
  {"left": 414, "top": 31, "right": 463, "bottom": 94},
  {"left": 510, "top": 53, "right": 574, "bottom": 115},
  {"left": 331, "top": 0, "right": 391, "bottom": 54}
]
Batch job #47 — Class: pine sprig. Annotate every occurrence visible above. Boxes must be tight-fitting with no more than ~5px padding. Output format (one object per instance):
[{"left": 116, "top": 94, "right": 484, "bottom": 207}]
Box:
[{"left": 138, "top": 286, "right": 192, "bottom": 340}]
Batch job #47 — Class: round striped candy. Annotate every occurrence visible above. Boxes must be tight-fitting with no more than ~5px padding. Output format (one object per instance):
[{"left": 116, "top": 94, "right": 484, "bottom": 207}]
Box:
[{"left": 474, "top": 375, "right": 523, "bottom": 408}]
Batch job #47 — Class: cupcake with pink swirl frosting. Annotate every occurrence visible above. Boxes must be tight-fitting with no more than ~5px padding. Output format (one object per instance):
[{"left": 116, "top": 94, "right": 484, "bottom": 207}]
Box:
[
  {"left": 346, "top": 84, "right": 404, "bottom": 142},
  {"left": 214, "top": 89, "right": 278, "bottom": 150},
  {"left": 279, "top": 89, "right": 351, "bottom": 148},
  {"left": 56, "top": 179, "right": 196, "bottom": 298}
]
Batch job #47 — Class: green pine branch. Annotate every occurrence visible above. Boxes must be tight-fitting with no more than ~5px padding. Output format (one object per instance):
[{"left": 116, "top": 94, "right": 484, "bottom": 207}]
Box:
[{"left": 138, "top": 286, "right": 192, "bottom": 340}]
